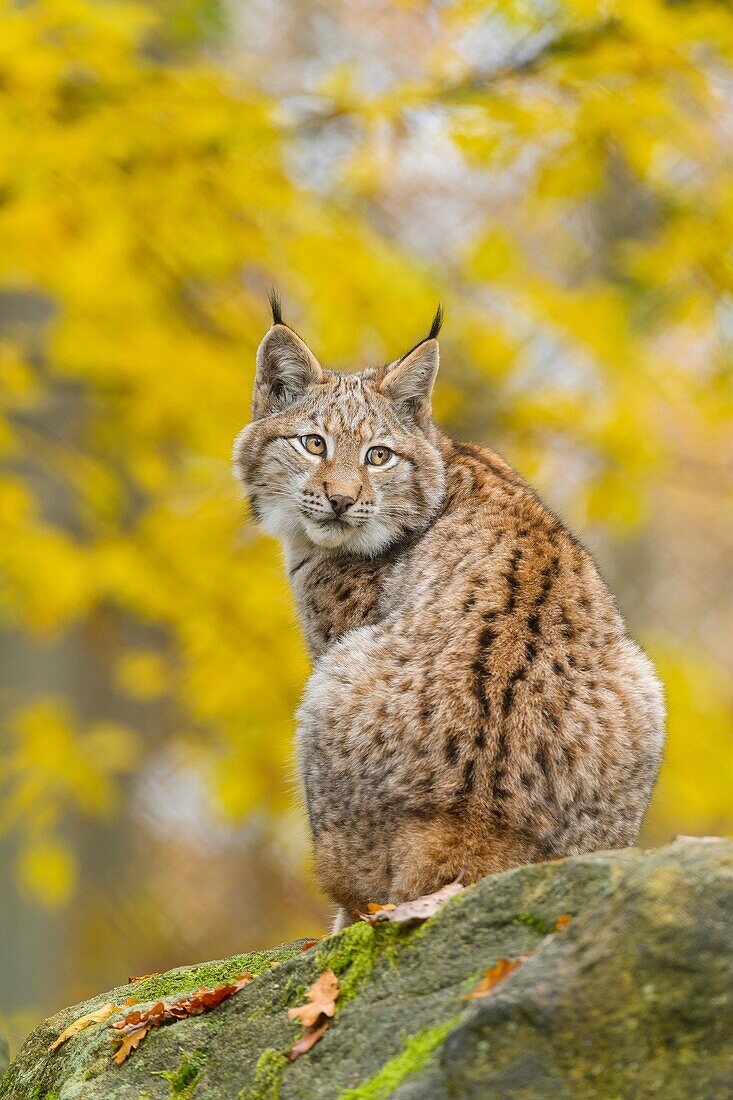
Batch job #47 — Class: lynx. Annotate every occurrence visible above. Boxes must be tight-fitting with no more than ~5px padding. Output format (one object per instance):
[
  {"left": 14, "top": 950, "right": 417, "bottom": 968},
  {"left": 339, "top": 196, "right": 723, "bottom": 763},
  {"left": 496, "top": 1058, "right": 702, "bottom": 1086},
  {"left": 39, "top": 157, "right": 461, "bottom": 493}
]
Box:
[{"left": 233, "top": 294, "right": 665, "bottom": 929}]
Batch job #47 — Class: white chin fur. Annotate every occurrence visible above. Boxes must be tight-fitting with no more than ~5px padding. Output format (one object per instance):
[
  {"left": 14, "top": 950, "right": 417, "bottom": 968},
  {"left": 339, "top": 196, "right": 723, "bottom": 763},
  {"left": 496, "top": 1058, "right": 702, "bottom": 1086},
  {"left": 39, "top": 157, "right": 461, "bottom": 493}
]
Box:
[
  {"left": 258, "top": 499, "right": 401, "bottom": 557},
  {"left": 302, "top": 517, "right": 357, "bottom": 549},
  {"left": 302, "top": 515, "right": 400, "bottom": 556}
]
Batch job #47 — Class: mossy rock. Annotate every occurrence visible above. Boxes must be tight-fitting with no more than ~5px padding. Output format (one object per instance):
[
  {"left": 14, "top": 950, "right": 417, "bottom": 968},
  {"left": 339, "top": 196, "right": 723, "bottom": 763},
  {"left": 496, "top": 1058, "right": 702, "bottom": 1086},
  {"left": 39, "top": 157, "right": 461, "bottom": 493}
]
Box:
[{"left": 2, "top": 839, "right": 732, "bottom": 1099}]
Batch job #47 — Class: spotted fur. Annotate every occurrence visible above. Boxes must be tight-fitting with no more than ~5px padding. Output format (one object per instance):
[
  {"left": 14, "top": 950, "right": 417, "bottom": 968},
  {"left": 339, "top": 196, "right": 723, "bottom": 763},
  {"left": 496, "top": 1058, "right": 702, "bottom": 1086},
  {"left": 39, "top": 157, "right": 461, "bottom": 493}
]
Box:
[{"left": 233, "top": 310, "right": 665, "bottom": 927}]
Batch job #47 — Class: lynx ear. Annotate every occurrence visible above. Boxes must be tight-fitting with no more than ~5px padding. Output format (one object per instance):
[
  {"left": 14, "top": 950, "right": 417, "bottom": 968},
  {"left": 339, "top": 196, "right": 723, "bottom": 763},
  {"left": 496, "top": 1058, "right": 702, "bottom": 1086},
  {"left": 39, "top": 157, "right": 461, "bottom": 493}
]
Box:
[
  {"left": 252, "top": 296, "right": 323, "bottom": 418},
  {"left": 379, "top": 341, "right": 439, "bottom": 425},
  {"left": 379, "top": 306, "right": 442, "bottom": 425}
]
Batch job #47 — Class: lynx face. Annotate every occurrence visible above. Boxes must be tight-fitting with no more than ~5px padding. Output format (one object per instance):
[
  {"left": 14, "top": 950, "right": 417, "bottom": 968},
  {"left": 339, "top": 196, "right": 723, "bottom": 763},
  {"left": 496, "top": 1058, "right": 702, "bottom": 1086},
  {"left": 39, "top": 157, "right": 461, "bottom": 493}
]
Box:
[{"left": 234, "top": 309, "right": 446, "bottom": 556}]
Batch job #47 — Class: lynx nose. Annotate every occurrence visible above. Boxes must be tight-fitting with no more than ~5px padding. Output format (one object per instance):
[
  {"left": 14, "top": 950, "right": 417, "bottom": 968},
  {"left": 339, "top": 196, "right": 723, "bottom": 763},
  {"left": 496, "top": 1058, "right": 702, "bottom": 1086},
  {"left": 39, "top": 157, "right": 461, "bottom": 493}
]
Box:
[{"left": 329, "top": 493, "right": 356, "bottom": 516}]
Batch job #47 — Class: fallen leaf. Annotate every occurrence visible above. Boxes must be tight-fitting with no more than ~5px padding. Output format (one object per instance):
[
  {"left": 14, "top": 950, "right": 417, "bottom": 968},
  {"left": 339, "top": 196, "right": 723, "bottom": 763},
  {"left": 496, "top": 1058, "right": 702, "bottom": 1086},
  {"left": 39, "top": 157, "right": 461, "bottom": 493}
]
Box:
[
  {"left": 111, "top": 973, "right": 254, "bottom": 1063},
  {"left": 299, "top": 939, "right": 319, "bottom": 952},
  {"left": 287, "top": 1019, "right": 330, "bottom": 1060},
  {"left": 113, "top": 1025, "right": 152, "bottom": 1065},
  {"left": 555, "top": 914, "right": 572, "bottom": 931},
  {"left": 360, "top": 878, "right": 464, "bottom": 925},
  {"left": 50, "top": 1002, "right": 130, "bottom": 1051},
  {"left": 128, "top": 972, "right": 159, "bottom": 985},
  {"left": 285, "top": 969, "right": 341, "bottom": 1060},
  {"left": 287, "top": 969, "right": 340, "bottom": 1029},
  {"left": 464, "top": 955, "right": 530, "bottom": 1000}
]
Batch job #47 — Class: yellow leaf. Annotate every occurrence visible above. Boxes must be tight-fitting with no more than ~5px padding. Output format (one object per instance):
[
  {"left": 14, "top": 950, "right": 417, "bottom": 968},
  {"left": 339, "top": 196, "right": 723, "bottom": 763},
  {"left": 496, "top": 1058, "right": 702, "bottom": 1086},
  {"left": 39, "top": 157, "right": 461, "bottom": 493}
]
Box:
[
  {"left": 115, "top": 651, "right": 169, "bottom": 700},
  {"left": 50, "top": 1002, "right": 127, "bottom": 1051},
  {"left": 18, "top": 837, "right": 76, "bottom": 909}
]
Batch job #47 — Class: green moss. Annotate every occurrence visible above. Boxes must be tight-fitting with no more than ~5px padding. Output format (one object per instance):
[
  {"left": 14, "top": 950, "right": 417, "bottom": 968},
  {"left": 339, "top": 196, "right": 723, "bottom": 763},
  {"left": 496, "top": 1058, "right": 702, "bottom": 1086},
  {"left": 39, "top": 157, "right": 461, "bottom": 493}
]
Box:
[
  {"left": 514, "top": 912, "right": 555, "bottom": 936},
  {"left": 154, "top": 1050, "right": 206, "bottom": 1096},
  {"left": 126, "top": 944, "right": 302, "bottom": 1003},
  {"left": 314, "top": 921, "right": 414, "bottom": 1005},
  {"left": 339, "top": 1019, "right": 461, "bottom": 1099},
  {"left": 240, "top": 1048, "right": 288, "bottom": 1100}
]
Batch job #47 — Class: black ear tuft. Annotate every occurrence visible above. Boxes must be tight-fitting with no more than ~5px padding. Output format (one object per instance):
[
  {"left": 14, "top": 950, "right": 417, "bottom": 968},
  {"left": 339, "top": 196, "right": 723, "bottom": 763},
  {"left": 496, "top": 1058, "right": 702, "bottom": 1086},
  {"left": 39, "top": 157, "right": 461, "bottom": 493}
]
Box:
[
  {"left": 396, "top": 304, "right": 445, "bottom": 366},
  {"left": 427, "top": 304, "right": 443, "bottom": 341},
  {"left": 268, "top": 287, "right": 284, "bottom": 326}
]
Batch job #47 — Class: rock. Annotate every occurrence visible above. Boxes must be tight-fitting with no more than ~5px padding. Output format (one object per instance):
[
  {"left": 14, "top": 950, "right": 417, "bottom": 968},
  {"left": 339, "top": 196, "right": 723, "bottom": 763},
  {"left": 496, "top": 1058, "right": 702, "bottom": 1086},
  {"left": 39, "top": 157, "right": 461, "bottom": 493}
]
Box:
[{"left": 2, "top": 839, "right": 732, "bottom": 1099}]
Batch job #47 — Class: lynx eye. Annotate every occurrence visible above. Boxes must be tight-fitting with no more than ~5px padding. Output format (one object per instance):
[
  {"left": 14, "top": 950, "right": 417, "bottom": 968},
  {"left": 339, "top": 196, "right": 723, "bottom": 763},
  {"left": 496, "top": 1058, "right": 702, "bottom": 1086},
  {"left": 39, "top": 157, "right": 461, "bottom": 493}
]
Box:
[
  {"left": 300, "top": 434, "right": 326, "bottom": 456},
  {"left": 366, "top": 446, "right": 393, "bottom": 467}
]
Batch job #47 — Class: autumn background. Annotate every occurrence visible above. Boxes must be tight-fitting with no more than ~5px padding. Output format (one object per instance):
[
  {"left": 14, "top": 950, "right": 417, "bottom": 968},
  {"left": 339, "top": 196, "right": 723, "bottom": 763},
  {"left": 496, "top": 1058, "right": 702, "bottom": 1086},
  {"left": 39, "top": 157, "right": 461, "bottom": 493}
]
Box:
[{"left": 0, "top": 0, "right": 731, "bottom": 1052}]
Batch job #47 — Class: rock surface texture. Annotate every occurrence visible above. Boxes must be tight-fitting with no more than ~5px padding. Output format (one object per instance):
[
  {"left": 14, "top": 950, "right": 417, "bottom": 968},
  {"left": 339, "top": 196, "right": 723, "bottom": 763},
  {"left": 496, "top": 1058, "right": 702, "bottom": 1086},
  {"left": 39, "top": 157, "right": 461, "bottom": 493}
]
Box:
[{"left": 2, "top": 839, "right": 731, "bottom": 1099}]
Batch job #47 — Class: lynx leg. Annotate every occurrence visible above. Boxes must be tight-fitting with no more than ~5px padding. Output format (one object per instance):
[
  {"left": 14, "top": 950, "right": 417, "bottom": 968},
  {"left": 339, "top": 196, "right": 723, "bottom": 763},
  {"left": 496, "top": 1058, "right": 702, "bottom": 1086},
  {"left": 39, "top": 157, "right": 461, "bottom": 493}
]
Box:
[
  {"left": 331, "top": 907, "right": 353, "bottom": 933},
  {"left": 388, "top": 816, "right": 528, "bottom": 902}
]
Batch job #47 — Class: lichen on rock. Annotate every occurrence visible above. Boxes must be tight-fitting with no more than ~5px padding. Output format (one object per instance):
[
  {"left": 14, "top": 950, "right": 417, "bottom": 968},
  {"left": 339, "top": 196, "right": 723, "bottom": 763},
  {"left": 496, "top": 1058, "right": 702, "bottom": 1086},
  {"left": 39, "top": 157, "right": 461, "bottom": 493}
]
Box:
[{"left": 2, "top": 839, "right": 731, "bottom": 1099}]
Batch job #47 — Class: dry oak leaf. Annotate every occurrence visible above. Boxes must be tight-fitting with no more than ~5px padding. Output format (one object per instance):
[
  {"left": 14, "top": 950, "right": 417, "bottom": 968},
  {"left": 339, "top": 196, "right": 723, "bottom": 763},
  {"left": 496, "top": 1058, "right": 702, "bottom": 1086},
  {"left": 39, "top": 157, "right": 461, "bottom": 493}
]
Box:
[
  {"left": 287, "top": 1019, "right": 331, "bottom": 1061},
  {"left": 113, "top": 1025, "right": 151, "bottom": 1065},
  {"left": 128, "top": 972, "right": 159, "bottom": 985},
  {"left": 287, "top": 969, "right": 340, "bottom": 1029},
  {"left": 464, "top": 955, "right": 531, "bottom": 1000},
  {"left": 360, "top": 878, "right": 464, "bottom": 925},
  {"left": 50, "top": 1000, "right": 137, "bottom": 1051},
  {"left": 111, "top": 973, "right": 254, "bottom": 1064},
  {"left": 286, "top": 969, "right": 341, "bottom": 1061},
  {"left": 299, "top": 939, "right": 320, "bottom": 952}
]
